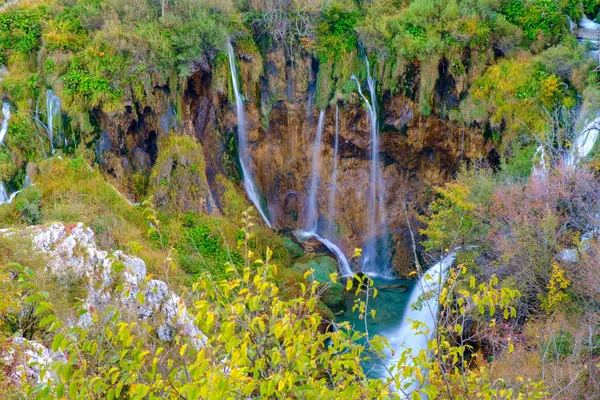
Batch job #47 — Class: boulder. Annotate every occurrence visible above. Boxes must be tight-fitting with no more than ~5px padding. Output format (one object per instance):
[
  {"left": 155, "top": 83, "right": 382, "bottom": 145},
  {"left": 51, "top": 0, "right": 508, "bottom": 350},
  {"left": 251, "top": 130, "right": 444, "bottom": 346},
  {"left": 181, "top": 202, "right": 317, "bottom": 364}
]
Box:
[{"left": 292, "top": 256, "right": 345, "bottom": 312}]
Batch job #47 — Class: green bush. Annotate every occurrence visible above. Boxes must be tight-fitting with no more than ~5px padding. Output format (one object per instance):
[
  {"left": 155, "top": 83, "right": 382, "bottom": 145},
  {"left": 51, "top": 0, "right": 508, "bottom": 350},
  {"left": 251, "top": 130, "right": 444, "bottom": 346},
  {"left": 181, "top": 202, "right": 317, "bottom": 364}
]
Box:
[
  {"left": 14, "top": 189, "right": 42, "bottom": 225},
  {"left": 0, "top": 8, "right": 42, "bottom": 64}
]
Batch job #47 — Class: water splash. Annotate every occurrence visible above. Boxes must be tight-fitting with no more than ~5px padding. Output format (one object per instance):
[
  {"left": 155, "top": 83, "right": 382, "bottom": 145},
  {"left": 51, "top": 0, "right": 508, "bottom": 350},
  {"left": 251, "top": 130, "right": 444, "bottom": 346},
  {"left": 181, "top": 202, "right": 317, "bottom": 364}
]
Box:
[
  {"left": 327, "top": 105, "right": 340, "bottom": 237},
  {"left": 306, "top": 110, "right": 325, "bottom": 232},
  {"left": 352, "top": 58, "right": 389, "bottom": 275},
  {"left": 24, "top": 171, "right": 31, "bottom": 188},
  {"left": 567, "top": 15, "right": 575, "bottom": 33},
  {"left": 0, "top": 101, "right": 10, "bottom": 145},
  {"left": 226, "top": 37, "right": 272, "bottom": 228}
]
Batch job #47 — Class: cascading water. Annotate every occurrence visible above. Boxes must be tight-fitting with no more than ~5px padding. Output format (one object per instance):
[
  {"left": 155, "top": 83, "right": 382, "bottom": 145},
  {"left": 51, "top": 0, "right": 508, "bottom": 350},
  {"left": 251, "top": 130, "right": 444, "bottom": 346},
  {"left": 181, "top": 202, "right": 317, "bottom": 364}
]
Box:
[
  {"left": 390, "top": 253, "right": 456, "bottom": 358},
  {"left": 337, "top": 252, "right": 457, "bottom": 394},
  {"left": 226, "top": 37, "right": 272, "bottom": 228},
  {"left": 302, "top": 109, "right": 353, "bottom": 277},
  {"left": 327, "top": 105, "right": 340, "bottom": 237},
  {"left": 306, "top": 110, "right": 325, "bottom": 232},
  {"left": 46, "top": 89, "right": 62, "bottom": 152},
  {"left": 564, "top": 116, "right": 600, "bottom": 167},
  {"left": 0, "top": 101, "right": 10, "bottom": 145},
  {"left": 532, "top": 145, "right": 548, "bottom": 178},
  {"left": 580, "top": 15, "right": 600, "bottom": 30},
  {"left": 0, "top": 182, "right": 8, "bottom": 203},
  {"left": 295, "top": 230, "right": 353, "bottom": 277},
  {"left": 352, "top": 58, "right": 389, "bottom": 276}
]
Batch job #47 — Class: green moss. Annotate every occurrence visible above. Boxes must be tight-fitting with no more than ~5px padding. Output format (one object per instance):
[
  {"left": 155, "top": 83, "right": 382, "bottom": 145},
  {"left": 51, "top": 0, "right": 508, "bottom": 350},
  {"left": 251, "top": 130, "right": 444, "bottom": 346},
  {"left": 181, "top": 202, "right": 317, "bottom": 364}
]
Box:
[
  {"left": 292, "top": 256, "right": 345, "bottom": 312},
  {"left": 282, "top": 237, "right": 305, "bottom": 259},
  {"left": 150, "top": 134, "right": 210, "bottom": 214},
  {"left": 218, "top": 175, "right": 249, "bottom": 218}
]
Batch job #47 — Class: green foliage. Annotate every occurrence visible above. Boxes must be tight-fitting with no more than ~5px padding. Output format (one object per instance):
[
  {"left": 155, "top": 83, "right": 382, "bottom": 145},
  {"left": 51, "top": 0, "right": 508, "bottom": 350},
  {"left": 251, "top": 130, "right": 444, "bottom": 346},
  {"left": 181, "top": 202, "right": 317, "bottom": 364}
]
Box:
[
  {"left": 469, "top": 56, "right": 575, "bottom": 139},
  {"left": 502, "top": 0, "right": 567, "bottom": 42},
  {"left": 0, "top": 8, "right": 42, "bottom": 64},
  {"left": 420, "top": 181, "right": 479, "bottom": 252},
  {"left": 316, "top": 3, "right": 360, "bottom": 59},
  {"left": 543, "top": 330, "right": 575, "bottom": 359},
  {"left": 14, "top": 188, "right": 42, "bottom": 225},
  {"left": 179, "top": 218, "right": 244, "bottom": 281},
  {"left": 500, "top": 142, "right": 537, "bottom": 180},
  {"left": 150, "top": 134, "right": 210, "bottom": 214}
]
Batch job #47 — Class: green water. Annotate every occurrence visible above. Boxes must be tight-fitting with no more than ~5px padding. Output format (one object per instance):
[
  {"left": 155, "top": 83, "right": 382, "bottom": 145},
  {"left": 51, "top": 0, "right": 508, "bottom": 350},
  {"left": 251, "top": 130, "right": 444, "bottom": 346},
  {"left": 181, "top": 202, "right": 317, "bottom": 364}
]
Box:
[{"left": 337, "top": 275, "right": 417, "bottom": 379}]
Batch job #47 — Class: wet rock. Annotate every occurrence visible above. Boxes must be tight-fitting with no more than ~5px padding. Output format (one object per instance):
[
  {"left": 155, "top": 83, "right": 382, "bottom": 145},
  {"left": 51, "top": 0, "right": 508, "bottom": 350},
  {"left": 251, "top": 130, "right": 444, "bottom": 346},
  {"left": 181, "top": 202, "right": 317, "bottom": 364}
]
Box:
[{"left": 378, "top": 283, "right": 409, "bottom": 291}]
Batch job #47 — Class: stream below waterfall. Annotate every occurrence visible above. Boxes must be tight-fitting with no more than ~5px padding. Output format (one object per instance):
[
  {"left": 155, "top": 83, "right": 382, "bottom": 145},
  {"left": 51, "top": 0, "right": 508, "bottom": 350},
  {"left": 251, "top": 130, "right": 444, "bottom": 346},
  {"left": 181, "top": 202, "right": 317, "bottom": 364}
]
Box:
[{"left": 337, "top": 275, "right": 417, "bottom": 379}]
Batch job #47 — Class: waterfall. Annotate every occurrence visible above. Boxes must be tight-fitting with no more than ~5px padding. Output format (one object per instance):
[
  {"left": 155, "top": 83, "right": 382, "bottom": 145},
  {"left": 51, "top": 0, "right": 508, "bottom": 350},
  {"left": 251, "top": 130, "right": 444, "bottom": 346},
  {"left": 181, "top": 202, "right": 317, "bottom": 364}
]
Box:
[
  {"left": 564, "top": 116, "right": 600, "bottom": 167},
  {"left": 306, "top": 110, "right": 325, "bottom": 232},
  {"left": 46, "top": 89, "right": 62, "bottom": 152},
  {"left": 302, "top": 109, "right": 353, "bottom": 277},
  {"left": 226, "top": 37, "right": 271, "bottom": 228},
  {"left": 532, "top": 145, "right": 548, "bottom": 178},
  {"left": 0, "top": 183, "right": 7, "bottom": 203},
  {"left": 382, "top": 252, "right": 456, "bottom": 395},
  {"left": 580, "top": 15, "right": 600, "bottom": 30},
  {"left": 24, "top": 172, "right": 31, "bottom": 188},
  {"left": 392, "top": 253, "right": 455, "bottom": 355},
  {"left": 352, "top": 58, "right": 389, "bottom": 275},
  {"left": 567, "top": 15, "right": 575, "bottom": 33},
  {"left": 0, "top": 101, "right": 10, "bottom": 145},
  {"left": 296, "top": 230, "right": 353, "bottom": 277},
  {"left": 327, "top": 105, "right": 340, "bottom": 236}
]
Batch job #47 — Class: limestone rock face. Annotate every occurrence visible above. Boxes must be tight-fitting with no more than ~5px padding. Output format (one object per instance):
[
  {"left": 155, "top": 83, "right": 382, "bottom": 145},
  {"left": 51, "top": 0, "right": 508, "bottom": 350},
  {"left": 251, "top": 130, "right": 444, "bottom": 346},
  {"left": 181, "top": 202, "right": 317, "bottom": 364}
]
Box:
[
  {"left": 2, "top": 337, "right": 66, "bottom": 385},
  {"left": 27, "top": 223, "right": 206, "bottom": 349},
  {"left": 92, "top": 42, "right": 494, "bottom": 276}
]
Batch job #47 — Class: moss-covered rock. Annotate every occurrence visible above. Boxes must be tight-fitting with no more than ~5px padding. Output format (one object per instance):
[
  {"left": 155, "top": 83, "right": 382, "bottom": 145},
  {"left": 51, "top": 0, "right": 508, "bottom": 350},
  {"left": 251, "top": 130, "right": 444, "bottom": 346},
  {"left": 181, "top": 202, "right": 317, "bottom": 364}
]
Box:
[
  {"left": 292, "top": 256, "right": 345, "bottom": 313},
  {"left": 150, "top": 134, "right": 212, "bottom": 214},
  {"left": 282, "top": 236, "right": 305, "bottom": 259}
]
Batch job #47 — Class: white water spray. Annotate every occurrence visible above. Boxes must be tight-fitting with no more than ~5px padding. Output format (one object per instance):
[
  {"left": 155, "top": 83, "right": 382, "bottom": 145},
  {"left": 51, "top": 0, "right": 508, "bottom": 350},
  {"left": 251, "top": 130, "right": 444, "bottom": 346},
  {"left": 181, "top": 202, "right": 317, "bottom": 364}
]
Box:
[
  {"left": 382, "top": 252, "right": 456, "bottom": 395},
  {"left": 580, "top": 15, "right": 600, "bottom": 30},
  {"left": 226, "top": 37, "right": 272, "bottom": 227},
  {"left": 306, "top": 110, "right": 325, "bottom": 232},
  {"left": 0, "top": 101, "right": 10, "bottom": 145}
]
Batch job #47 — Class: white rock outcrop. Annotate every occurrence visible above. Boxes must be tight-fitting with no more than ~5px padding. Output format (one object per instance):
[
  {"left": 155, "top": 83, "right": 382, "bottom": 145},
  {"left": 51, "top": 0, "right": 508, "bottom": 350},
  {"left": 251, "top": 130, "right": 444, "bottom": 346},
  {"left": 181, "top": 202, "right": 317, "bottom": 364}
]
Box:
[{"left": 26, "top": 223, "right": 206, "bottom": 347}]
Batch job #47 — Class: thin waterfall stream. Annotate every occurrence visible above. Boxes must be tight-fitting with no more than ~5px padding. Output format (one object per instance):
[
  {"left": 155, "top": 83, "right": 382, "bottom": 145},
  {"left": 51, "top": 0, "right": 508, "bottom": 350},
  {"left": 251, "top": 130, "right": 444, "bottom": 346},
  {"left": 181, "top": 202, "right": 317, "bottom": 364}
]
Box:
[
  {"left": 306, "top": 110, "right": 325, "bottom": 232},
  {"left": 352, "top": 56, "right": 389, "bottom": 276},
  {"left": 46, "top": 89, "right": 62, "bottom": 153},
  {"left": 327, "top": 105, "right": 340, "bottom": 237},
  {"left": 0, "top": 101, "right": 10, "bottom": 145},
  {"left": 564, "top": 116, "right": 600, "bottom": 167},
  {"left": 226, "top": 37, "right": 272, "bottom": 228},
  {"left": 0, "top": 182, "right": 8, "bottom": 203}
]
